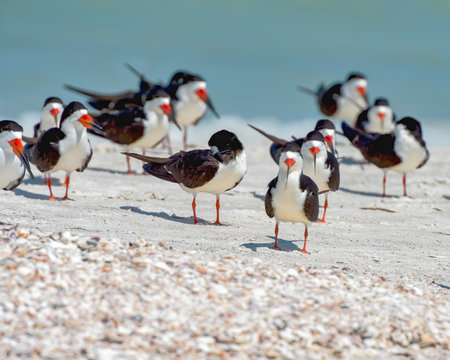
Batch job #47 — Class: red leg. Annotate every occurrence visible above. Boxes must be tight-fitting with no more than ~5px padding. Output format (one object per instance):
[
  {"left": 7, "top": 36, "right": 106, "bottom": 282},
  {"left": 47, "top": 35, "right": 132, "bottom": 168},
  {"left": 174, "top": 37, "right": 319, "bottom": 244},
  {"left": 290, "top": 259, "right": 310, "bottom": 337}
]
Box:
[
  {"left": 43, "top": 173, "right": 48, "bottom": 185},
  {"left": 273, "top": 223, "right": 280, "bottom": 249},
  {"left": 192, "top": 196, "right": 198, "bottom": 224},
  {"left": 166, "top": 135, "right": 172, "bottom": 154},
  {"left": 62, "top": 175, "right": 71, "bottom": 200},
  {"left": 318, "top": 197, "right": 328, "bottom": 223},
  {"left": 126, "top": 155, "right": 133, "bottom": 175},
  {"left": 300, "top": 226, "right": 310, "bottom": 254},
  {"left": 183, "top": 128, "right": 187, "bottom": 151},
  {"left": 47, "top": 177, "right": 57, "bottom": 201},
  {"left": 382, "top": 173, "right": 387, "bottom": 197},
  {"left": 214, "top": 195, "right": 221, "bottom": 225},
  {"left": 403, "top": 173, "right": 407, "bottom": 197}
]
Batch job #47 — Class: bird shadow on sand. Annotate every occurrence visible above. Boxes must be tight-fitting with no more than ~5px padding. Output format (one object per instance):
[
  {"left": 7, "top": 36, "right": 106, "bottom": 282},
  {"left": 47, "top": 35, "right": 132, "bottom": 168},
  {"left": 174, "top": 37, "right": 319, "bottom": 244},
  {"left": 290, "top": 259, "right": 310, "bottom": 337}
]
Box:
[
  {"left": 120, "top": 205, "right": 216, "bottom": 225},
  {"left": 339, "top": 157, "right": 367, "bottom": 166},
  {"left": 242, "top": 236, "right": 301, "bottom": 252},
  {"left": 22, "top": 176, "right": 61, "bottom": 186},
  {"left": 87, "top": 167, "right": 137, "bottom": 176},
  {"left": 13, "top": 188, "right": 50, "bottom": 200},
  {"left": 250, "top": 191, "right": 265, "bottom": 201},
  {"left": 339, "top": 186, "right": 399, "bottom": 199}
]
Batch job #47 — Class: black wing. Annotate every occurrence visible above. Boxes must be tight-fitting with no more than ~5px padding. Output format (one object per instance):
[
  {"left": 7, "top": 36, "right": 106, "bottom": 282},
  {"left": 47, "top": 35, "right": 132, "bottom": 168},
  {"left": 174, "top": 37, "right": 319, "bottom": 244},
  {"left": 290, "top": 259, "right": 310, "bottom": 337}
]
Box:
[
  {"left": 32, "top": 128, "right": 66, "bottom": 172},
  {"left": 3, "top": 171, "right": 25, "bottom": 191},
  {"left": 300, "top": 174, "right": 319, "bottom": 222},
  {"left": 325, "top": 152, "right": 340, "bottom": 191},
  {"left": 264, "top": 177, "right": 278, "bottom": 218},
  {"left": 92, "top": 109, "right": 145, "bottom": 145},
  {"left": 166, "top": 150, "right": 219, "bottom": 188},
  {"left": 342, "top": 122, "right": 401, "bottom": 168},
  {"left": 318, "top": 83, "right": 341, "bottom": 116},
  {"left": 76, "top": 140, "right": 92, "bottom": 172},
  {"left": 355, "top": 109, "right": 369, "bottom": 131}
]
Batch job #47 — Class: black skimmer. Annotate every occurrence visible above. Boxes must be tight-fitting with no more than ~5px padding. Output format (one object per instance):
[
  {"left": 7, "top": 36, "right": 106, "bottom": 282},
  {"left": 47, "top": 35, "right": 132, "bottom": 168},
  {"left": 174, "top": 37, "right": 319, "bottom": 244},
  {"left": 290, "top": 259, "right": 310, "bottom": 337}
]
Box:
[
  {"left": 265, "top": 142, "right": 319, "bottom": 253},
  {"left": 298, "top": 73, "right": 368, "bottom": 124},
  {"left": 165, "top": 71, "right": 220, "bottom": 150},
  {"left": 342, "top": 117, "right": 429, "bottom": 197},
  {"left": 314, "top": 119, "right": 338, "bottom": 157},
  {"left": 33, "top": 97, "right": 65, "bottom": 137},
  {"left": 123, "top": 130, "right": 246, "bottom": 224},
  {"left": 300, "top": 131, "right": 340, "bottom": 222},
  {"left": 355, "top": 98, "right": 395, "bottom": 134},
  {"left": 30, "top": 102, "right": 101, "bottom": 200},
  {"left": 90, "top": 87, "right": 180, "bottom": 174},
  {"left": 0, "top": 120, "right": 34, "bottom": 190},
  {"left": 64, "top": 63, "right": 154, "bottom": 112}
]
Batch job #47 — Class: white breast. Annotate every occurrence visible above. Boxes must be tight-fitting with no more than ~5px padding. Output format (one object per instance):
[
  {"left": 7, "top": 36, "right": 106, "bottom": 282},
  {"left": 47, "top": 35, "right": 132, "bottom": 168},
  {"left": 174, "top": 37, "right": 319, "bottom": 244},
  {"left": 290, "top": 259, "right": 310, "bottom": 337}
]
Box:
[
  {"left": 52, "top": 128, "right": 91, "bottom": 173},
  {"left": 0, "top": 150, "right": 24, "bottom": 188},
  {"left": 271, "top": 171, "right": 309, "bottom": 224},
  {"left": 175, "top": 99, "right": 207, "bottom": 128},
  {"left": 181, "top": 151, "right": 247, "bottom": 195},
  {"left": 390, "top": 128, "right": 428, "bottom": 173},
  {"left": 129, "top": 112, "right": 169, "bottom": 149},
  {"left": 301, "top": 156, "right": 331, "bottom": 193}
]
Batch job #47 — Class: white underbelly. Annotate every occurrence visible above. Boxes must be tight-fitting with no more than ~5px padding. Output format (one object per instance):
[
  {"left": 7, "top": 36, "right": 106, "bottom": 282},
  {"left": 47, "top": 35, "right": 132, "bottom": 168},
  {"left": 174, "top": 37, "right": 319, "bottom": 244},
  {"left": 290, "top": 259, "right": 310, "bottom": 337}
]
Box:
[
  {"left": 176, "top": 101, "right": 207, "bottom": 128},
  {"left": 52, "top": 145, "right": 90, "bottom": 172},
  {"left": 129, "top": 122, "right": 169, "bottom": 148},
  {"left": 272, "top": 184, "right": 309, "bottom": 223},
  {"left": 389, "top": 150, "right": 427, "bottom": 173},
  {"left": 0, "top": 155, "right": 24, "bottom": 188}
]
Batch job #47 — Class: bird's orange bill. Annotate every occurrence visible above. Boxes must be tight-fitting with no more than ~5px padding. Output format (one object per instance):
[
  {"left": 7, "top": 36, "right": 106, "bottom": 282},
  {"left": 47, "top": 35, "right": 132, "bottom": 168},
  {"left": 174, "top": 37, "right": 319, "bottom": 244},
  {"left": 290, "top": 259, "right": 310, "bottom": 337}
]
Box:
[
  {"left": 195, "top": 88, "right": 220, "bottom": 118},
  {"left": 8, "top": 138, "right": 34, "bottom": 179}
]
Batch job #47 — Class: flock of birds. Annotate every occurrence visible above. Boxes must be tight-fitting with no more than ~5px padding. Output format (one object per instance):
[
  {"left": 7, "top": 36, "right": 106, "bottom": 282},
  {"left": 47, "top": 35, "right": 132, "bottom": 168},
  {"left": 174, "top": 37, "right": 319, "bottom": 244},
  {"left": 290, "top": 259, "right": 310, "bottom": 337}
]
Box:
[{"left": 0, "top": 68, "right": 430, "bottom": 253}]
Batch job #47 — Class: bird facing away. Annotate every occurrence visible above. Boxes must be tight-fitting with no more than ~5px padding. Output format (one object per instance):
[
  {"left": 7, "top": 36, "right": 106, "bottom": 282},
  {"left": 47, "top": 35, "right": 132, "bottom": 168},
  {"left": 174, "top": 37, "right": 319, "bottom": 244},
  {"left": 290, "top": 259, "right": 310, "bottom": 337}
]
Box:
[
  {"left": 265, "top": 142, "right": 319, "bottom": 253},
  {"left": 298, "top": 73, "right": 368, "bottom": 124},
  {"left": 355, "top": 98, "right": 395, "bottom": 134},
  {"left": 342, "top": 117, "right": 429, "bottom": 197},
  {"left": 0, "top": 120, "right": 34, "bottom": 190},
  {"left": 31, "top": 101, "right": 101, "bottom": 200},
  {"left": 123, "top": 130, "right": 246, "bottom": 224}
]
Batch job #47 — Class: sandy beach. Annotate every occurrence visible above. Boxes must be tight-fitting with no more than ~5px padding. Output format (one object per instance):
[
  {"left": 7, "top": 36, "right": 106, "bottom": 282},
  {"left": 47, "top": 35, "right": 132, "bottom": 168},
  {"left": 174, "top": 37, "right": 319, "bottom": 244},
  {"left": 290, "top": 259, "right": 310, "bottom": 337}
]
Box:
[{"left": 1, "top": 132, "right": 449, "bottom": 358}]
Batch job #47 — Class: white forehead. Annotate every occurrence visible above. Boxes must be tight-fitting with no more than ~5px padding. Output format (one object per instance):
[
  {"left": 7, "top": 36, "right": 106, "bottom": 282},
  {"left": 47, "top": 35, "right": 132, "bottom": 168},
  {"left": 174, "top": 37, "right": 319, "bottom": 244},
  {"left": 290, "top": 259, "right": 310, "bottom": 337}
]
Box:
[
  {"left": 0, "top": 130, "right": 22, "bottom": 142},
  {"left": 43, "top": 102, "right": 64, "bottom": 111},
  {"left": 182, "top": 80, "right": 206, "bottom": 92},
  {"left": 319, "top": 129, "right": 334, "bottom": 138}
]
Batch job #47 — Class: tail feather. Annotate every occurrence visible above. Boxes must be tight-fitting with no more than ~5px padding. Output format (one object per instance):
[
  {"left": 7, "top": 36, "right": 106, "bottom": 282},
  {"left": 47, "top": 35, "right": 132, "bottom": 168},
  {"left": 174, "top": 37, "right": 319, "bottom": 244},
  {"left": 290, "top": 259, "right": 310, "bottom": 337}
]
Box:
[
  {"left": 142, "top": 163, "right": 177, "bottom": 183},
  {"left": 341, "top": 122, "right": 360, "bottom": 143},
  {"left": 248, "top": 124, "right": 287, "bottom": 145},
  {"left": 122, "top": 152, "right": 171, "bottom": 164},
  {"left": 64, "top": 84, "right": 134, "bottom": 102},
  {"left": 297, "top": 85, "right": 318, "bottom": 97}
]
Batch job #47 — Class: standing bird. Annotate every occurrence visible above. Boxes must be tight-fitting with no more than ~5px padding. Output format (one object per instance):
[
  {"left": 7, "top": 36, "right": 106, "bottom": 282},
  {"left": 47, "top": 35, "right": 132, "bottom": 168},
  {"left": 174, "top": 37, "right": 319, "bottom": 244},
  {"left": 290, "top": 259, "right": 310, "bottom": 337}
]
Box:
[
  {"left": 355, "top": 98, "right": 395, "bottom": 134},
  {"left": 342, "top": 117, "right": 429, "bottom": 197},
  {"left": 314, "top": 119, "right": 338, "bottom": 157},
  {"left": 298, "top": 73, "right": 368, "bottom": 124},
  {"left": 123, "top": 130, "right": 246, "bottom": 224},
  {"left": 265, "top": 142, "right": 319, "bottom": 253},
  {"left": 0, "top": 120, "right": 34, "bottom": 190},
  {"left": 165, "top": 71, "right": 220, "bottom": 150},
  {"left": 300, "top": 131, "right": 340, "bottom": 222},
  {"left": 89, "top": 87, "right": 179, "bottom": 174},
  {"left": 33, "top": 97, "right": 65, "bottom": 137},
  {"left": 31, "top": 102, "right": 101, "bottom": 200}
]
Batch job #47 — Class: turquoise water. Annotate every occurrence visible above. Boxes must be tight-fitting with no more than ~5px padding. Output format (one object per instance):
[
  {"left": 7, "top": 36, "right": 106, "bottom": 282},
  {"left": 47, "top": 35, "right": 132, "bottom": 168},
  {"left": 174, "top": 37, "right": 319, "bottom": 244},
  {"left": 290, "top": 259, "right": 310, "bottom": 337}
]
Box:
[{"left": 1, "top": 0, "right": 449, "bottom": 145}]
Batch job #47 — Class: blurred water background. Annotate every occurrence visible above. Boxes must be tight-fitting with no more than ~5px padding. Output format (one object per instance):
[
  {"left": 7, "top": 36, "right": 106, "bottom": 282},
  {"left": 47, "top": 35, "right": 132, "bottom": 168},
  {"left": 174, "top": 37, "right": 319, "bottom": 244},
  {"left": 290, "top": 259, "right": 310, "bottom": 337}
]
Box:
[{"left": 1, "top": 0, "right": 449, "bottom": 145}]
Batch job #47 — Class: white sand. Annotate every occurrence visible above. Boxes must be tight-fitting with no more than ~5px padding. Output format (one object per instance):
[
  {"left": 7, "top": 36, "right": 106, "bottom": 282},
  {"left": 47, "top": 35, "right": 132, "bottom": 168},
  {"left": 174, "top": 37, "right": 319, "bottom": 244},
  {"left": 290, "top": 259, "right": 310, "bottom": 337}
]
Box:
[
  {"left": 1, "top": 132, "right": 449, "bottom": 358},
  {"left": 2, "top": 135, "right": 449, "bottom": 284}
]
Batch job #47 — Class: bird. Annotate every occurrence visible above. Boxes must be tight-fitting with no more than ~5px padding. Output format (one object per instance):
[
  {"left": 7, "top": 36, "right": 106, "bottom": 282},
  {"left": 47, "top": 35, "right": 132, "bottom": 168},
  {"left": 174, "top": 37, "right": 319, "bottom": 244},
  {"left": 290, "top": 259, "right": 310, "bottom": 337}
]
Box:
[
  {"left": 64, "top": 63, "right": 154, "bottom": 112},
  {"left": 298, "top": 73, "right": 368, "bottom": 124},
  {"left": 355, "top": 97, "right": 395, "bottom": 134},
  {"left": 341, "top": 117, "right": 429, "bottom": 197},
  {"left": 265, "top": 141, "right": 319, "bottom": 253},
  {"left": 33, "top": 97, "right": 65, "bottom": 137},
  {"left": 165, "top": 71, "right": 220, "bottom": 150},
  {"left": 30, "top": 101, "right": 101, "bottom": 200},
  {"left": 123, "top": 130, "right": 246, "bottom": 224},
  {"left": 89, "top": 86, "right": 180, "bottom": 174},
  {"left": 314, "top": 119, "right": 338, "bottom": 157},
  {"left": 0, "top": 120, "right": 34, "bottom": 190},
  {"left": 300, "top": 131, "right": 340, "bottom": 223},
  {"left": 248, "top": 124, "right": 339, "bottom": 222}
]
